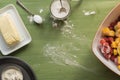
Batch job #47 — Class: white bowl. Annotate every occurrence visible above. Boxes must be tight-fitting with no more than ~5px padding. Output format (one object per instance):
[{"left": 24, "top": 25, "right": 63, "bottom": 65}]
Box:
[{"left": 92, "top": 3, "right": 120, "bottom": 75}]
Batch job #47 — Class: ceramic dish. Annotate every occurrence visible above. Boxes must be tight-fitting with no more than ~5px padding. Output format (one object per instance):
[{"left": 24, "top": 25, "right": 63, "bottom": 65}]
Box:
[
  {"left": 0, "top": 56, "right": 36, "bottom": 80},
  {"left": 0, "top": 4, "right": 32, "bottom": 55},
  {"left": 92, "top": 3, "right": 120, "bottom": 75}
]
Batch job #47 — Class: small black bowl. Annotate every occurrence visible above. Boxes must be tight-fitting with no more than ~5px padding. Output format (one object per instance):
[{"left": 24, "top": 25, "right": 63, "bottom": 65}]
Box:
[{"left": 0, "top": 56, "right": 36, "bottom": 80}]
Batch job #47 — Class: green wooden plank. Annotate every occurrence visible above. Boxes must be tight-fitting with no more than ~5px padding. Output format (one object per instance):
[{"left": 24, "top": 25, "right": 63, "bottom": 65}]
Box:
[{"left": 0, "top": 0, "right": 120, "bottom": 80}]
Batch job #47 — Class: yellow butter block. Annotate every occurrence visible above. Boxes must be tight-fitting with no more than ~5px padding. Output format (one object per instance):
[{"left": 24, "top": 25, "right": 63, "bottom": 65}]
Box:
[{"left": 0, "top": 14, "right": 20, "bottom": 45}]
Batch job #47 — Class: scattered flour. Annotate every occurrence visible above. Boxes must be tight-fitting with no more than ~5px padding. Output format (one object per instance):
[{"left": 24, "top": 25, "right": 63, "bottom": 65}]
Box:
[
  {"left": 61, "top": 20, "right": 75, "bottom": 38},
  {"left": 27, "top": 9, "right": 44, "bottom": 23},
  {"left": 39, "top": 9, "right": 43, "bottom": 13},
  {"left": 61, "top": 20, "right": 86, "bottom": 40},
  {"left": 43, "top": 43, "right": 95, "bottom": 72},
  {"left": 43, "top": 20, "right": 93, "bottom": 72},
  {"left": 83, "top": 10, "right": 96, "bottom": 16},
  {"left": 43, "top": 43, "right": 80, "bottom": 66},
  {"left": 43, "top": 20, "right": 88, "bottom": 67},
  {"left": 27, "top": 15, "right": 45, "bottom": 23},
  {"left": 27, "top": 15, "right": 33, "bottom": 23}
]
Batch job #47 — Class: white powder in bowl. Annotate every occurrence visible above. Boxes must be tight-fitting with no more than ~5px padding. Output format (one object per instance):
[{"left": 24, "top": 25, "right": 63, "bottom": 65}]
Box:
[
  {"left": 1, "top": 66, "right": 23, "bottom": 80},
  {"left": 50, "top": 0, "right": 70, "bottom": 19}
]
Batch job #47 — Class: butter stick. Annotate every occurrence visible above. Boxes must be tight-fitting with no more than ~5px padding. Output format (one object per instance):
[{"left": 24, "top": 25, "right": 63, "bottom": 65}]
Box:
[{"left": 0, "top": 14, "right": 21, "bottom": 45}]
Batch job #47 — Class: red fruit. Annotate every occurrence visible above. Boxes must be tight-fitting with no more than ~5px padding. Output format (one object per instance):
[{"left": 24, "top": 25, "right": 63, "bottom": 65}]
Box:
[
  {"left": 101, "top": 43, "right": 111, "bottom": 54},
  {"left": 100, "top": 38, "right": 106, "bottom": 45},
  {"left": 114, "top": 57, "right": 118, "bottom": 65},
  {"left": 110, "top": 48, "right": 113, "bottom": 54},
  {"left": 107, "top": 37, "right": 114, "bottom": 44},
  {"left": 100, "top": 42, "right": 112, "bottom": 60},
  {"left": 103, "top": 37, "right": 109, "bottom": 42},
  {"left": 110, "top": 55, "right": 117, "bottom": 62},
  {"left": 103, "top": 53, "right": 111, "bottom": 60},
  {"left": 100, "top": 37, "right": 114, "bottom": 45},
  {"left": 109, "top": 22, "right": 117, "bottom": 30},
  {"left": 117, "top": 16, "right": 120, "bottom": 21}
]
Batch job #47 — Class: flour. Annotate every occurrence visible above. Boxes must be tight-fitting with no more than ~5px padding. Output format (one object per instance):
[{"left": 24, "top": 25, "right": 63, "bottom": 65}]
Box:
[
  {"left": 39, "top": 9, "right": 43, "bottom": 13},
  {"left": 61, "top": 20, "right": 74, "bottom": 38},
  {"left": 42, "top": 19, "right": 95, "bottom": 72},
  {"left": 61, "top": 20, "right": 88, "bottom": 41},
  {"left": 83, "top": 10, "right": 96, "bottom": 16},
  {"left": 27, "top": 15, "right": 43, "bottom": 24},
  {"left": 43, "top": 43, "right": 95, "bottom": 73},
  {"left": 50, "top": 0, "right": 70, "bottom": 19},
  {"left": 43, "top": 43, "right": 80, "bottom": 66},
  {"left": 2, "top": 67, "right": 23, "bottom": 80},
  {"left": 61, "top": 20, "right": 82, "bottom": 40},
  {"left": 27, "top": 15, "right": 33, "bottom": 23},
  {"left": 43, "top": 20, "right": 86, "bottom": 67},
  {"left": 27, "top": 9, "right": 44, "bottom": 23}
]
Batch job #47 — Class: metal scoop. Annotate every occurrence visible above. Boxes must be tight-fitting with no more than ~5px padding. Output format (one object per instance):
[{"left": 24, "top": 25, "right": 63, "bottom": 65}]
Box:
[
  {"left": 59, "top": 0, "right": 66, "bottom": 13},
  {"left": 16, "top": 0, "right": 43, "bottom": 24}
]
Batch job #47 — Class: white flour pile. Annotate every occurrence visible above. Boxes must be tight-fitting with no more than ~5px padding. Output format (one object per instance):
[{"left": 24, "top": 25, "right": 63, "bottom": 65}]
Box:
[
  {"left": 27, "top": 9, "right": 44, "bottom": 23},
  {"left": 83, "top": 10, "right": 96, "bottom": 16}
]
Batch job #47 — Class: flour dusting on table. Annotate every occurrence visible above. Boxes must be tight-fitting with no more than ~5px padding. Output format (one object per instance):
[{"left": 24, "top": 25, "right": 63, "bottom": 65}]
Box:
[
  {"left": 43, "top": 43, "right": 80, "bottom": 66},
  {"left": 42, "top": 20, "right": 93, "bottom": 72},
  {"left": 39, "top": 9, "right": 43, "bottom": 13},
  {"left": 82, "top": 10, "right": 96, "bottom": 16},
  {"left": 43, "top": 43, "right": 94, "bottom": 72},
  {"left": 27, "top": 15, "right": 33, "bottom": 23},
  {"left": 61, "top": 20, "right": 82, "bottom": 40}
]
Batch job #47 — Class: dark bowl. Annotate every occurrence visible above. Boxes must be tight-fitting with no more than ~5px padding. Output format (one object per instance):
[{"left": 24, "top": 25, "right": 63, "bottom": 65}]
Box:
[{"left": 0, "top": 56, "right": 36, "bottom": 80}]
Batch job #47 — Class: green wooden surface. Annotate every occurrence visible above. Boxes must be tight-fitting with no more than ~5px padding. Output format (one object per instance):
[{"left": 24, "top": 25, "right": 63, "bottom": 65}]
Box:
[{"left": 0, "top": 0, "right": 120, "bottom": 80}]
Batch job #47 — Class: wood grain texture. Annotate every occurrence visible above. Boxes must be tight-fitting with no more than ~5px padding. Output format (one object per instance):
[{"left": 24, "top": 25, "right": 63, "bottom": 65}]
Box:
[{"left": 0, "top": 0, "right": 120, "bottom": 80}]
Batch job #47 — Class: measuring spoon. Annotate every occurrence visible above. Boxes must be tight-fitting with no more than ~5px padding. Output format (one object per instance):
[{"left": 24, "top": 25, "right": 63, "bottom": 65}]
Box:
[{"left": 16, "top": 0, "right": 43, "bottom": 24}]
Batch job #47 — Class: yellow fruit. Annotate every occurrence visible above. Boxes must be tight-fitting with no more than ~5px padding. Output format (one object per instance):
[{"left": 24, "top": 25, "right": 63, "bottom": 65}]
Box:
[
  {"left": 116, "top": 29, "right": 120, "bottom": 38},
  {"left": 118, "top": 56, "right": 120, "bottom": 64},
  {"left": 115, "top": 38, "right": 120, "bottom": 45},
  {"left": 102, "top": 27, "right": 110, "bottom": 34},
  {"left": 109, "top": 31, "right": 115, "bottom": 36},
  {"left": 117, "top": 65, "right": 120, "bottom": 70},
  {"left": 102, "top": 27, "right": 115, "bottom": 36},
  {"left": 111, "top": 41, "right": 117, "bottom": 48},
  {"left": 113, "top": 49, "right": 117, "bottom": 55},
  {"left": 115, "top": 22, "right": 120, "bottom": 30},
  {"left": 117, "top": 45, "right": 120, "bottom": 55}
]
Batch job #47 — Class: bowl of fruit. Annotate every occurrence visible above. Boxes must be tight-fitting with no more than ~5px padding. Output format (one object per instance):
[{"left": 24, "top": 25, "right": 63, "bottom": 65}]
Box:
[{"left": 92, "top": 3, "right": 120, "bottom": 75}]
